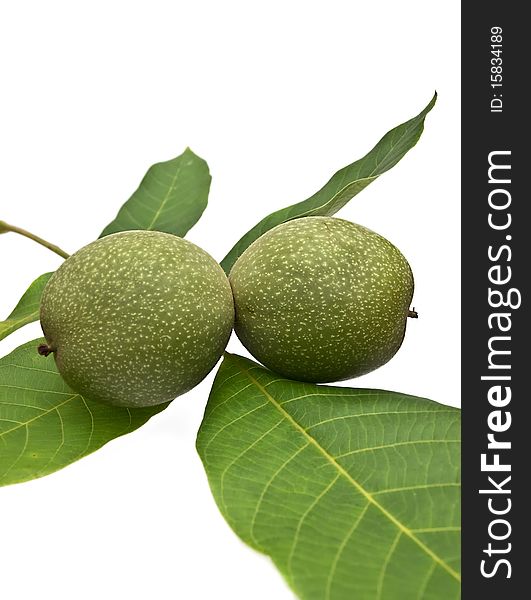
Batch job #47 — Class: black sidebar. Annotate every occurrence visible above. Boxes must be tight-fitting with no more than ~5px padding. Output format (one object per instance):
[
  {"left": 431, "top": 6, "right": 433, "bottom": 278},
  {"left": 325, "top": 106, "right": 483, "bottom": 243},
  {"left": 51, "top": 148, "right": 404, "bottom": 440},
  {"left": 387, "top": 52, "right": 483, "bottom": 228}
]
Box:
[{"left": 462, "top": 2, "right": 528, "bottom": 598}]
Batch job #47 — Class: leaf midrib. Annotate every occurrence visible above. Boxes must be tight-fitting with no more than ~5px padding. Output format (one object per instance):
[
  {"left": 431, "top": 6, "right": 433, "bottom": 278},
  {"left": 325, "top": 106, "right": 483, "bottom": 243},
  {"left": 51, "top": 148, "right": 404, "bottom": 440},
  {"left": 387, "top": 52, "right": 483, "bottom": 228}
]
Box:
[
  {"left": 0, "top": 394, "right": 81, "bottom": 438},
  {"left": 222, "top": 99, "right": 432, "bottom": 269},
  {"left": 146, "top": 158, "right": 185, "bottom": 230},
  {"left": 303, "top": 124, "right": 416, "bottom": 219},
  {"left": 240, "top": 363, "right": 461, "bottom": 583},
  {"left": 0, "top": 310, "right": 39, "bottom": 337}
]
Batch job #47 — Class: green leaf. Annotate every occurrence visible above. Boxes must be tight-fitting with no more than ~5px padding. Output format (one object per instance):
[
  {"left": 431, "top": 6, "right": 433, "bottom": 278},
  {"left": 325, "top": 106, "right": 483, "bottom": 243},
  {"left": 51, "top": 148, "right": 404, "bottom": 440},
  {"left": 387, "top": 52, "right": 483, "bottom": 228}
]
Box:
[
  {"left": 220, "top": 94, "right": 437, "bottom": 273},
  {"left": 197, "top": 353, "right": 460, "bottom": 600},
  {"left": 100, "top": 147, "right": 211, "bottom": 238},
  {"left": 0, "top": 339, "right": 168, "bottom": 486},
  {"left": 0, "top": 273, "right": 53, "bottom": 341}
]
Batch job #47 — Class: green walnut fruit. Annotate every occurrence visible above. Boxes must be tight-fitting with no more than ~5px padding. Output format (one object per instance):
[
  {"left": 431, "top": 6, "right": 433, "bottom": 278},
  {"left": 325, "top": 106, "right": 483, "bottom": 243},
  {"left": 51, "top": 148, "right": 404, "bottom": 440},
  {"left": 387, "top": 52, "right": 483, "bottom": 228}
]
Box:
[
  {"left": 229, "top": 216, "right": 415, "bottom": 382},
  {"left": 39, "top": 231, "right": 234, "bottom": 407}
]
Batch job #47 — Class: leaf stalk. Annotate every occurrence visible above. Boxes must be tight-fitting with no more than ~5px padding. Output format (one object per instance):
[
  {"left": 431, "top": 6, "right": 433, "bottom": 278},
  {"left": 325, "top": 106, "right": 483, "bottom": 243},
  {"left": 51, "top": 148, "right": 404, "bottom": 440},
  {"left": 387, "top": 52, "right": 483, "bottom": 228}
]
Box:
[{"left": 0, "top": 220, "right": 70, "bottom": 259}]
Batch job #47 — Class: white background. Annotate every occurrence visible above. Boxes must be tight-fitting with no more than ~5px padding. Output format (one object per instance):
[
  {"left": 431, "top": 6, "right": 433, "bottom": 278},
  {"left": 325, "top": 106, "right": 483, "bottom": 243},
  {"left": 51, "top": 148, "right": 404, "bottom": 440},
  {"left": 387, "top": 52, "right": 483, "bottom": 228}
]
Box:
[{"left": 0, "top": 2, "right": 460, "bottom": 599}]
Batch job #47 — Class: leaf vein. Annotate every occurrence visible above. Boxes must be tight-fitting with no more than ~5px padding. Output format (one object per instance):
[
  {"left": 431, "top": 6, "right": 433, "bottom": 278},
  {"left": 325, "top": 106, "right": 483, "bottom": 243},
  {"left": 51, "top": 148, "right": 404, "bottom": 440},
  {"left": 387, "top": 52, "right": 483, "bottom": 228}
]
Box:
[
  {"left": 0, "top": 424, "right": 29, "bottom": 482},
  {"left": 0, "top": 394, "right": 82, "bottom": 438},
  {"left": 249, "top": 442, "right": 310, "bottom": 547},
  {"left": 336, "top": 439, "right": 461, "bottom": 458},
  {"left": 325, "top": 502, "right": 370, "bottom": 599},
  {"left": 373, "top": 482, "right": 460, "bottom": 495},
  {"left": 376, "top": 531, "right": 402, "bottom": 599},
  {"left": 146, "top": 161, "right": 185, "bottom": 230},
  {"left": 306, "top": 410, "right": 457, "bottom": 429},
  {"left": 240, "top": 365, "right": 461, "bottom": 583},
  {"left": 203, "top": 401, "right": 269, "bottom": 453},
  {"left": 287, "top": 473, "right": 341, "bottom": 579}
]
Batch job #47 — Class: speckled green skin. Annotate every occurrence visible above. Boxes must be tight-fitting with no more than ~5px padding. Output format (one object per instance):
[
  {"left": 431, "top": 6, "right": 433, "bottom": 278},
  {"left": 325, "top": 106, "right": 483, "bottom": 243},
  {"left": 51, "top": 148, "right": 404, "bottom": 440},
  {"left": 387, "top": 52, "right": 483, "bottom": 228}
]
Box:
[
  {"left": 40, "top": 231, "right": 234, "bottom": 407},
  {"left": 229, "top": 217, "right": 414, "bottom": 382}
]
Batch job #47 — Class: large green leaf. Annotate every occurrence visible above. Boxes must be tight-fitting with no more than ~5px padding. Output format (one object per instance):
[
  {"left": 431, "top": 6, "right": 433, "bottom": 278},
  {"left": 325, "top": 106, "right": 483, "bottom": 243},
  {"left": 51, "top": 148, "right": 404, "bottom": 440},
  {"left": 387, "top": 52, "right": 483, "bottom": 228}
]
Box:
[
  {"left": 0, "top": 273, "right": 53, "bottom": 341},
  {"left": 197, "top": 354, "right": 460, "bottom": 600},
  {"left": 100, "top": 147, "right": 211, "bottom": 238},
  {"left": 220, "top": 94, "right": 436, "bottom": 273},
  {"left": 0, "top": 340, "right": 168, "bottom": 486}
]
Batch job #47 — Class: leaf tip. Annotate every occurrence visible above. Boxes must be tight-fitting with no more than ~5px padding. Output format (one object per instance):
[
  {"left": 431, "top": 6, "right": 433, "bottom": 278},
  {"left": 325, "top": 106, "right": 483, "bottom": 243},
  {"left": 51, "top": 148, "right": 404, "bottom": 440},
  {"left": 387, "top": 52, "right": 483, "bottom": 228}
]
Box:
[
  {"left": 181, "top": 147, "right": 210, "bottom": 173},
  {"left": 182, "top": 146, "right": 200, "bottom": 160},
  {"left": 426, "top": 91, "right": 437, "bottom": 113}
]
